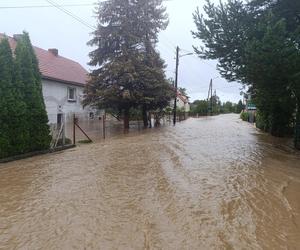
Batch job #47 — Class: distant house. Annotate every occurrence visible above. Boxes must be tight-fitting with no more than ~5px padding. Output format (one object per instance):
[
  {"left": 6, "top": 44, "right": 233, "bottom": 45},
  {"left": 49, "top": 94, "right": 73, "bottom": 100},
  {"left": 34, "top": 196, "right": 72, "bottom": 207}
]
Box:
[
  {"left": 170, "top": 90, "right": 190, "bottom": 112},
  {"left": 0, "top": 33, "right": 95, "bottom": 125}
]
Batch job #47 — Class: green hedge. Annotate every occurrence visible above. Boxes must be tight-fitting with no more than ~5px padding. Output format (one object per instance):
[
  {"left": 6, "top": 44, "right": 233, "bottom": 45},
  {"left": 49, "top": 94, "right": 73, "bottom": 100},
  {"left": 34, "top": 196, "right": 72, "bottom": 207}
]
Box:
[{"left": 240, "top": 112, "right": 249, "bottom": 122}]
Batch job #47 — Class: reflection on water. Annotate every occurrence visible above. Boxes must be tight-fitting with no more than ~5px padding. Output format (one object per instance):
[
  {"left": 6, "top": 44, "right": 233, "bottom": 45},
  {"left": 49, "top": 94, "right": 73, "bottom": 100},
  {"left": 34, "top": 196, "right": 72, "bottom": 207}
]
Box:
[{"left": 0, "top": 114, "right": 299, "bottom": 249}]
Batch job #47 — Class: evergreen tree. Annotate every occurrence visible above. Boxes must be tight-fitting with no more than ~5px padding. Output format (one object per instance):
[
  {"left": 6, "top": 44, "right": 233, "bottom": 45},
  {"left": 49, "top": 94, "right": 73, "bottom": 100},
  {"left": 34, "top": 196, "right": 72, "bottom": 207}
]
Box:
[
  {"left": 84, "top": 0, "right": 171, "bottom": 129},
  {"left": 85, "top": 0, "right": 144, "bottom": 129},
  {"left": 134, "top": 0, "right": 170, "bottom": 127},
  {"left": 236, "top": 100, "right": 244, "bottom": 114},
  {"left": 192, "top": 0, "right": 300, "bottom": 147},
  {"left": 0, "top": 37, "right": 28, "bottom": 158},
  {"left": 137, "top": 50, "right": 173, "bottom": 127},
  {"left": 0, "top": 37, "right": 12, "bottom": 158},
  {"left": 14, "top": 32, "right": 51, "bottom": 152},
  {"left": 244, "top": 16, "right": 296, "bottom": 136},
  {"left": 178, "top": 88, "right": 189, "bottom": 98}
]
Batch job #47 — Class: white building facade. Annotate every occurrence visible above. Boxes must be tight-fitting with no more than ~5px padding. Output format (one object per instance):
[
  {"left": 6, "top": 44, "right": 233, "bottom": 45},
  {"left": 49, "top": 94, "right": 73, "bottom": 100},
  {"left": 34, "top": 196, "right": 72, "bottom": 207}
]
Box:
[
  {"left": 170, "top": 91, "right": 190, "bottom": 113},
  {"left": 42, "top": 79, "right": 93, "bottom": 124},
  {"left": 1, "top": 34, "right": 95, "bottom": 126}
]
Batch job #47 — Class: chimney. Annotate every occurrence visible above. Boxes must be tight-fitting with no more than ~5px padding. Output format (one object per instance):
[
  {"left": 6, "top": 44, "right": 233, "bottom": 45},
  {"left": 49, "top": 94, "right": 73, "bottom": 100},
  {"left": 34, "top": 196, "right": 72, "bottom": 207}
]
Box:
[
  {"left": 13, "top": 34, "right": 23, "bottom": 41},
  {"left": 48, "top": 48, "right": 58, "bottom": 56}
]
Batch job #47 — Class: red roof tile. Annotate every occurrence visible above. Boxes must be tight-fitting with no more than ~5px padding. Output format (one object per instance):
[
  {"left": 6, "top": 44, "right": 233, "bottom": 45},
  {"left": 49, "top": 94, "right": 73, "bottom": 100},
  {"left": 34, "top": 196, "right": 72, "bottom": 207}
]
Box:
[
  {"left": 177, "top": 92, "right": 188, "bottom": 103},
  {"left": 0, "top": 34, "right": 88, "bottom": 86}
]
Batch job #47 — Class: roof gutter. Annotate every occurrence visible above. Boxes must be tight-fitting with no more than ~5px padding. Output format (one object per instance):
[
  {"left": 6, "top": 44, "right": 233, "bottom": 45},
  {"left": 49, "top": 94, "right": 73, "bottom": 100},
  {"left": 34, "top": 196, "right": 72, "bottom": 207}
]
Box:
[{"left": 42, "top": 75, "right": 86, "bottom": 87}]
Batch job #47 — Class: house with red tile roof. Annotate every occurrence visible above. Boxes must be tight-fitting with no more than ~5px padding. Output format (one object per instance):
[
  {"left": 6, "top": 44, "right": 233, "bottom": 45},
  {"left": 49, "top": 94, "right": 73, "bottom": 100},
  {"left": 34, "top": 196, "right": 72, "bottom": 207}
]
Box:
[
  {"left": 0, "top": 33, "right": 95, "bottom": 124},
  {"left": 170, "top": 90, "right": 190, "bottom": 112}
]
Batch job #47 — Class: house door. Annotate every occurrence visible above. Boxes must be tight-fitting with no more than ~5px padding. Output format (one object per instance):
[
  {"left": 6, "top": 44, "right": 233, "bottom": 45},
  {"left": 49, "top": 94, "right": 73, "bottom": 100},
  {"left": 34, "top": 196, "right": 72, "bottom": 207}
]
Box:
[{"left": 57, "top": 113, "right": 63, "bottom": 126}]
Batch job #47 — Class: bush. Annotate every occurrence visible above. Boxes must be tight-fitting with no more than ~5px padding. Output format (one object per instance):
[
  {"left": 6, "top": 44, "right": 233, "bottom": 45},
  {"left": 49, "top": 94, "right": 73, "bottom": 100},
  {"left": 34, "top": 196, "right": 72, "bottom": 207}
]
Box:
[
  {"left": 255, "top": 111, "right": 270, "bottom": 132},
  {"left": 240, "top": 112, "right": 249, "bottom": 122}
]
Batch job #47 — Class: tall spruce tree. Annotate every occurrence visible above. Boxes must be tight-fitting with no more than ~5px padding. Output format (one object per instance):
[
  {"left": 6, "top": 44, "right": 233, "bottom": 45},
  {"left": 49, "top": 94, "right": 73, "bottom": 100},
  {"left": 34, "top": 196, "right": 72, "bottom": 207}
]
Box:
[
  {"left": 14, "top": 32, "right": 50, "bottom": 152},
  {"left": 133, "top": 0, "right": 170, "bottom": 127},
  {"left": 85, "top": 0, "right": 143, "bottom": 129},
  {"left": 0, "top": 37, "right": 28, "bottom": 158},
  {"left": 137, "top": 49, "right": 173, "bottom": 127},
  {"left": 84, "top": 0, "right": 171, "bottom": 129}
]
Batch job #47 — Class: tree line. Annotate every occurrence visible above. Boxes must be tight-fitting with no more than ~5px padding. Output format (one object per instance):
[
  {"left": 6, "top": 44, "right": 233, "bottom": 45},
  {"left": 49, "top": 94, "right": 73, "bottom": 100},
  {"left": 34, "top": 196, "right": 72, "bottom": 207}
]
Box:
[
  {"left": 190, "top": 98, "right": 244, "bottom": 116},
  {"left": 83, "top": 0, "right": 173, "bottom": 129},
  {"left": 0, "top": 32, "right": 50, "bottom": 159},
  {"left": 193, "top": 0, "right": 300, "bottom": 149}
]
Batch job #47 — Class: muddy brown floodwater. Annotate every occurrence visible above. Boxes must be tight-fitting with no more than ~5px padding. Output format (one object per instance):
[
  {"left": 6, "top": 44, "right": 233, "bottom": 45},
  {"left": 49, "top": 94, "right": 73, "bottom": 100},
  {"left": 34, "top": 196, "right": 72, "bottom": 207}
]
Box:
[{"left": 0, "top": 114, "right": 300, "bottom": 250}]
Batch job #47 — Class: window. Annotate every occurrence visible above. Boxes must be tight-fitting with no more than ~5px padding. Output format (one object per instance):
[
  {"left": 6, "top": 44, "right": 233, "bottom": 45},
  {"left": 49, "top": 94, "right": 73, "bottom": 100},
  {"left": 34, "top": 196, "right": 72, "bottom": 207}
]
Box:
[
  {"left": 68, "top": 87, "right": 76, "bottom": 102},
  {"left": 89, "top": 112, "right": 95, "bottom": 120}
]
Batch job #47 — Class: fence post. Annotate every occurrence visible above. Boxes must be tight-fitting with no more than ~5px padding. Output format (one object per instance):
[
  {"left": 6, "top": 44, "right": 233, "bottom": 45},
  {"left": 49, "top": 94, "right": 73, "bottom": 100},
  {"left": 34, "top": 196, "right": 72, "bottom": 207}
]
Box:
[
  {"left": 62, "top": 124, "right": 65, "bottom": 146},
  {"left": 149, "top": 112, "right": 152, "bottom": 128},
  {"left": 61, "top": 113, "right": 65, "bottom": 146},
  {"left": 103, "top": 111, "right": 106, "bottom": 140},
  {"left": 73, "top": 113, "right": 76, "bottom": 145}
]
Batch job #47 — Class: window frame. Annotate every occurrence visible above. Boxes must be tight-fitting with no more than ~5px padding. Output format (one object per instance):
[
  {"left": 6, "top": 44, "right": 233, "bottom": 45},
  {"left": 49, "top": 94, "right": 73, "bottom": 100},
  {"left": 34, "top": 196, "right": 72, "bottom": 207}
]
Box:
[{"left": 67, "top": 87, "right": 77, "bottom": 102}]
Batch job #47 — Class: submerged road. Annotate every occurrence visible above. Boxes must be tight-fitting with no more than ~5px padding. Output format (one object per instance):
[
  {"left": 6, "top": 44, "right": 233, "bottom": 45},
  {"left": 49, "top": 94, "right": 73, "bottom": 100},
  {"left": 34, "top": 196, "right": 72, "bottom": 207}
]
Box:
[{"left": 0, "top": 114, "right": 300, "bottom": 249}]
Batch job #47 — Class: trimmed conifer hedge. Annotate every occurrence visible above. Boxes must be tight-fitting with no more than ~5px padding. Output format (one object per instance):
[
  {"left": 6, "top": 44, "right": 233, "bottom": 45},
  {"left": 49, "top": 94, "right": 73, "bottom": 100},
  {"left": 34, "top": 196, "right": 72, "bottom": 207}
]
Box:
[{"left": 0, "top": 32, "right": 51, "bottom": 159}]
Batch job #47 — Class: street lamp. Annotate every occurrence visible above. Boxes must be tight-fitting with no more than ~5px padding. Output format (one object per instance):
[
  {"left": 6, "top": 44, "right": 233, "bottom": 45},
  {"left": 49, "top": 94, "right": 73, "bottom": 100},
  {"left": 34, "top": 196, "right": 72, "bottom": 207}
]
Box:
[{"left": 180, "top": 53, "right": 194, "bottom": 58}]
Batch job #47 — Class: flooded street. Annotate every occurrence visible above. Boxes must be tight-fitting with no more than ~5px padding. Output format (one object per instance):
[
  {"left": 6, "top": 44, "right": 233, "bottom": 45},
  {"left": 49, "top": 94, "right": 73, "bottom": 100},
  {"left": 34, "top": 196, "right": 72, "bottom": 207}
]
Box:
[{"left": 0, "top": 114, "right": 300, "bottom": 249}]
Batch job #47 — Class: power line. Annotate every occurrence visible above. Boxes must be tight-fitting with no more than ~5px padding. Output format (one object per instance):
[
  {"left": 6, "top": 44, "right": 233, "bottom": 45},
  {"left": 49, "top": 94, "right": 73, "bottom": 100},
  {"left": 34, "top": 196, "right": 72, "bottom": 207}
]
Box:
[
  {"left": 45, "top": 0, "right": 96, "bottom": 30},
  {"left": 162, "top": 44, "right": 217, "bottom": 69},
  {"left": 176, "top": 57, "right": 213, "bottom": 83},
  {"left": 0, "top": 3, "right": 95, "bottom": 9},
  {"left": 162, "top": 47, "right": 237, "bottom": 95},
  {"left": 160, "top": 33, "right": 177, "bottom": 48},
  {"left": 158, "top": 40, "right": 176, "bottom": 57},
  {"left": 0, "top": 0, "right": 171, "bottom": 10},
  {"left": 160, "top": 44, "right": 216, "bottom": 86},
  {"left": 179, "top": 47, "right": 216, "bottom": 69},
  {"left": 4, "top": 0, "right": 222, "bottom": 92},
  {"left": 189, "top": 84, "right": 243, "bottom": 95}
]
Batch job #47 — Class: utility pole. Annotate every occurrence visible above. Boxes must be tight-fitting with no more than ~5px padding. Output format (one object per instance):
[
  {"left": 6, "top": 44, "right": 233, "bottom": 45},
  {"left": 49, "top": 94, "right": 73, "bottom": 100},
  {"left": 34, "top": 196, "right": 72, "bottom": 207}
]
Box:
[
  {"left": 173, "top": 46, "right": 180, "bottom": 125},
  {"left": 213, "top": 89, "right": 217, "bottom": 115},
  {"left": 210, "top": 81, "right": 213, "bottom": 116},
  {"left": 207, "top": 79, "right": 213, "bottom": 116},
  {"left": 172, "top": 47, "right": 193, "bottom": 125}
]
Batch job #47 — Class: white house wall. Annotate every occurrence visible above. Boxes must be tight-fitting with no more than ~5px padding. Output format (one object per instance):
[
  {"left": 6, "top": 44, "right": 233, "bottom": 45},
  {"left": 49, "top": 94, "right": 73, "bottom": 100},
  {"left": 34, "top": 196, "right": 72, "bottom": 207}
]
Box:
[
  {"left": 170, "top": 98, "right": 190, "bottom": 112},
  {"left": 185, "top": 103, "right": 190, "bottom": 112},
  {"left": 42, "top": 79, "right": 92, "bottom": 124},
  {"left": 170, "top": 98, "right": 185, "bottom": 109}
]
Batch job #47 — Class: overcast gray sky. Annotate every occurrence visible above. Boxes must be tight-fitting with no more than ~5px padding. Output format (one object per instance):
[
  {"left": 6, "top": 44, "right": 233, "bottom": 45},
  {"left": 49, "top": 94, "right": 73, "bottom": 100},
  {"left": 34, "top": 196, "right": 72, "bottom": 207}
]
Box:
[{"left": 0, "top": 0, "right": 243, "bottom": 102}]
